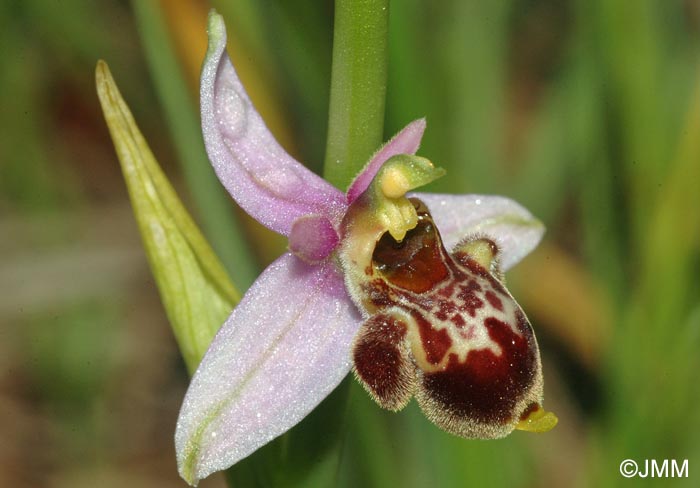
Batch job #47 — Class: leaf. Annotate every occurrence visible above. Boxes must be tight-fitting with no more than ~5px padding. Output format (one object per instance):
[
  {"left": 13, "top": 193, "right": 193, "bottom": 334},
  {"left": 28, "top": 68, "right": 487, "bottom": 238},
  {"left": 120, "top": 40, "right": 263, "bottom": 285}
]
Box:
[{"left": 95, "top": 60, "right": 239, "bottom": 373}]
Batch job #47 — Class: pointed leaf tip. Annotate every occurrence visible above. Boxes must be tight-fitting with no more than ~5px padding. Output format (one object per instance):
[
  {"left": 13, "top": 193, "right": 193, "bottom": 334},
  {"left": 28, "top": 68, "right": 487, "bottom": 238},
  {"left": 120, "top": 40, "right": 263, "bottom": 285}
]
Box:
[{"left": 96, "top": 61, "right": 238, "bottom": 373}]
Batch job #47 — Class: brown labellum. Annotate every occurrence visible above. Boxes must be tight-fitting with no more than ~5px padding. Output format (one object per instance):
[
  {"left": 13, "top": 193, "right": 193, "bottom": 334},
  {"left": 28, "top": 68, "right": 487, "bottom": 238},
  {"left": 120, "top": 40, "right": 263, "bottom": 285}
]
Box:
[{"left": 350, "top": 198, "right": 545, "bottom": 439}]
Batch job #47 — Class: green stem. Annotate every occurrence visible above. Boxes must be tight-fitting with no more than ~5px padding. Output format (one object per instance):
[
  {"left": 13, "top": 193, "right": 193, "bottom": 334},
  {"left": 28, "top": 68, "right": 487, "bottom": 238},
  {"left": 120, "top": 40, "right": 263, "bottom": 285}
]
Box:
[
  {"left": 324, "top": 0, "right": 390, "bottom": 189},
  {"left": 227, "top": 3, "right": 390, "bottom": 487},
  {"left": 131, "top": 0, "right": 258, "bottom": 290}
]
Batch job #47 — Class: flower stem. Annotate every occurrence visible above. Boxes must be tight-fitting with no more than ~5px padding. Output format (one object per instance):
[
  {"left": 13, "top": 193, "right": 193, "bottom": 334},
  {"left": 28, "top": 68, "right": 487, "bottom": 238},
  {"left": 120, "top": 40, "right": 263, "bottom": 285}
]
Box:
[{"left": 324, "top": 0, "right": 390, "bottom": 190}]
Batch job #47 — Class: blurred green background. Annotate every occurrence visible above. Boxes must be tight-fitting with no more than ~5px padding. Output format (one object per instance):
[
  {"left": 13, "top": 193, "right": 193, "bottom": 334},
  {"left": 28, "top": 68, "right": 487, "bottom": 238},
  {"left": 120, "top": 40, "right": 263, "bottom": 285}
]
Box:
[{"left": 2, "top": 0, "right": 699, "bottom": 486}]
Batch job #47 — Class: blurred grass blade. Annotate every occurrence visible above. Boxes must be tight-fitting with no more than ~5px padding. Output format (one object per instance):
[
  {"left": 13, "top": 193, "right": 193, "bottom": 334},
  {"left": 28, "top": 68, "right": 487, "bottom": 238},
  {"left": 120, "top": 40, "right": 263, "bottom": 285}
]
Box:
[{"left": 96, "top": 60, "right": 238, "bottom": 373}]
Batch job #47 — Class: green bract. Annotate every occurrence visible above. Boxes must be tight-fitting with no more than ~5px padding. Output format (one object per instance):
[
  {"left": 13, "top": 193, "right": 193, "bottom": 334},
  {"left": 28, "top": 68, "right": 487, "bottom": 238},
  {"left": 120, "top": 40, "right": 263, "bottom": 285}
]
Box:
[{"left": 95, "top": 60, "right": 239, "bottom": 373}]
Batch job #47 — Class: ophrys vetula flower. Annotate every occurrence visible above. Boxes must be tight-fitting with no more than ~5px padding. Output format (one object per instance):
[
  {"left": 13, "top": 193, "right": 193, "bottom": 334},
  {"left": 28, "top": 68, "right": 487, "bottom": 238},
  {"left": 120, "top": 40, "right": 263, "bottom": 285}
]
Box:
[{"left": 176, "top": 11, "right": 556, "bottom": 486}]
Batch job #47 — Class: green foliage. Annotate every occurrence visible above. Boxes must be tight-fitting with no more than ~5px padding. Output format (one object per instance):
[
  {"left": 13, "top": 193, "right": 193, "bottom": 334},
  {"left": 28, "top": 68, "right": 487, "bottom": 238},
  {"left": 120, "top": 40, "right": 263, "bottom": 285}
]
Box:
[
  {"left": 4, "top": 0, "right": 699, "bottom": 486},
  {"left": 96, "top": 61, "right": 238, "bottom": 373}
]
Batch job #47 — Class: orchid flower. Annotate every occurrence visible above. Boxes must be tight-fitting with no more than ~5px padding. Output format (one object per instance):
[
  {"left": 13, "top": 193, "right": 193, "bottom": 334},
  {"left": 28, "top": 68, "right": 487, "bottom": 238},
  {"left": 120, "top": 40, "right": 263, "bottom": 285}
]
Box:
[{"left": 176, "top": 11, "right": 557, "bottom": 485}]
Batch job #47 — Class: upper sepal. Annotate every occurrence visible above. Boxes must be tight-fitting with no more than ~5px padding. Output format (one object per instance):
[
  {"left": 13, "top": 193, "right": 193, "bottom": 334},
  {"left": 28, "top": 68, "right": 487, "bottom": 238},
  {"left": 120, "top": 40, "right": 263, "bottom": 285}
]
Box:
[{"left": 201, "top": 11, "right": 346, "bottom": 236}]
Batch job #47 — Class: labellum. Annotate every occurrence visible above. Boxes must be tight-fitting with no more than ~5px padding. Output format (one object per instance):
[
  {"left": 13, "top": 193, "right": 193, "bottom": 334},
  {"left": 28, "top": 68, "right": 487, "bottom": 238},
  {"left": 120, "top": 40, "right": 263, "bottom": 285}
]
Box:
[{"left": 340, "top": 157, "right": 556, "bottom": 439}]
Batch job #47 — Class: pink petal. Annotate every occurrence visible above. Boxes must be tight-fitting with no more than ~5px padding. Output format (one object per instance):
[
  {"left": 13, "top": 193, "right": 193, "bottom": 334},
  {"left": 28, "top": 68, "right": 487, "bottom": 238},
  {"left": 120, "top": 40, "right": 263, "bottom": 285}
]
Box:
[
  {"left": 201, "top": 12, "right": 346, "bottom": 235},
  {"left": 414, "top": 193, "right": 545, "bottom": 271},
  {"left": 346, "top": 119, "right": 426, "bottom": 203},
  {"left": 175, "top": 253, "right": 361, "bottom": 485},
  {"left": 289, "top": 215, "right": 340, "bottom": 263}
]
